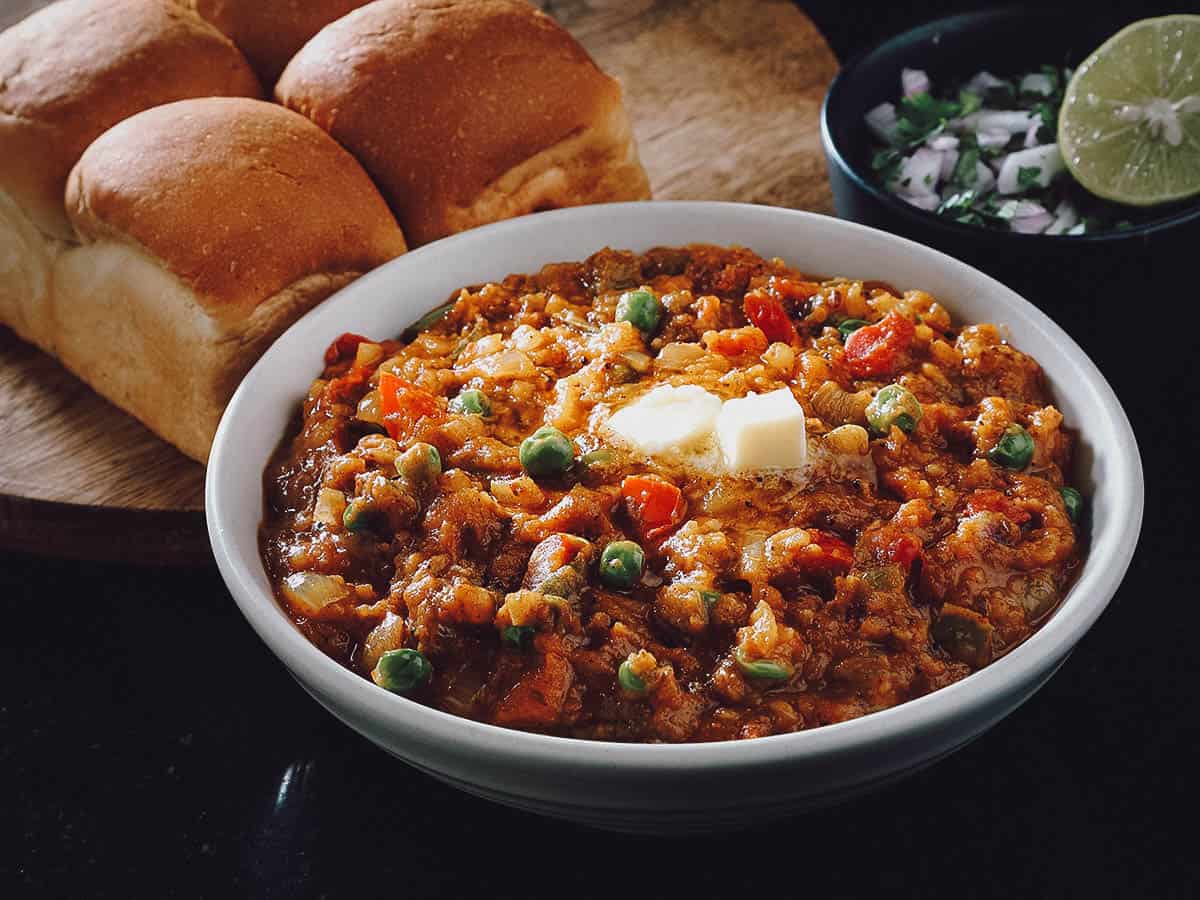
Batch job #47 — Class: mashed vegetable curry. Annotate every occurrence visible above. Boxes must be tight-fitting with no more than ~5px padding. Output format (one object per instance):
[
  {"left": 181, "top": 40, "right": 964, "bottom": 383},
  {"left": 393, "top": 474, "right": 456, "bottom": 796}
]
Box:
[{"left": 261, "top": 244, "right": 1083, "bottom": 742}]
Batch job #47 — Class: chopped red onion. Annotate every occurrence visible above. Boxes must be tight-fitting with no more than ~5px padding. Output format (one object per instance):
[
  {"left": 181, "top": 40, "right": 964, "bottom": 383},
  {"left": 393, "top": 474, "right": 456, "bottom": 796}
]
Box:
[
  {"left": 898, "top": 147, "right": 944, "bottom": 194},
  {"left": 1010, "top": 201, "right": 1054, "bottom": 234},
  {"left": 996, "top": 143, "right": 1065, "bottom": 194},
  {"left": 1019, "top": 73, "right": 1054, "bottom": 96},
  {"left": 864, "top": 102, "right": 899, "bottom": 144},
  {"left": 902, "top": 68, "right": 931, "bottom": 98},
  {"left": 959, "top": 109, "right": 1038, "bottom": 134},
  {"left": 1045, "top": 201, "right": 1080, "bottom": 235},
  {"left": 964, "top": 70, "right": 1006, "bottom": 95}
]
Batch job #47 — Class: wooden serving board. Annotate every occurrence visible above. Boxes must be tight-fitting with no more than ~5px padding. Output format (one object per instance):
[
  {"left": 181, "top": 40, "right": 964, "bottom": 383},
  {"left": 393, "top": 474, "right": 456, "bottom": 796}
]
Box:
[{"left": 0, "top": 0, "right": 837, "bottom": 564}]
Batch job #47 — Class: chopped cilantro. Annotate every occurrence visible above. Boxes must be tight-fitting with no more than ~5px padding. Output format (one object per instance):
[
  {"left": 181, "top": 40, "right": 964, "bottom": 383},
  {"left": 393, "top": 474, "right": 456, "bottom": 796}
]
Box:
[
  {"left": 994, "top": 200, "right": 1020, "bottom": 221},
  {"left": 1017, "top": 166, "right": 1043, "bottom": 190},
  {"left": 958, "top": 89, "right": 982, "bottom": 117},
  {"left": 894, "top": 92, "right": 963, "bottom": 147},
  {"left": 951, "top": 147, "right": 980, "bottom": 187},
  {"left": 937, "top": 190, "right": 977, "bottom": 215}
]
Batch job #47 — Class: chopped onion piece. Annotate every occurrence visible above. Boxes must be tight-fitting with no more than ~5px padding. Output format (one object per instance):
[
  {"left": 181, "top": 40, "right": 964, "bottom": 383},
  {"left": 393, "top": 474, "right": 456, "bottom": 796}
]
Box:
[
  {"left": 900, "top": 192, "right": 940, "bottom": 211},
  {"left": 282, "top": 572, "right": 351, "bottom": 616},
  {"left": 973, "top": 162, "right": 996, "bottom": 193},
  {"left": 474, "top": 349, "right": 535, "bottom": 379},
  {"left": 1023, "top": 122, "right": 1041, "bottom": 148},
  {"left": 964, "top": 70, "right": 1006, "bottom": 95},
  {"left": 939, "top": 147, "right": 960, "bottom": 182},
  {"left": 864, "top": 102, "right": 899, "bottom": 144},
  {"left": 1009, "top": 201, "right": 1054, "bottom": 234},
  {"left": 996, "top": 143, "right": 1064, "bottom": 194},
  {"left": 657, "top": 341, "right": 707, "bottom": 370},
  {"left": 1020, "top": 73, "right": 1054, "bottom": 96},
  {"left": 927, "top": 134, "right": 959, "bottom": 151},
  {"left": 897, "top": 147, "right": 944, "bottom": 194},
  {"left": 976, "top": 129, "right": 1010, "bottom": 149},
  {"left": 901, "top": 68, "right": 931, "bottom": 98},
  {"left": 1045, "top": 201, "right": 1080, "bottom": 235},
  {"left": 960, "top": 109, "right": 1038, "bottom": 134}
]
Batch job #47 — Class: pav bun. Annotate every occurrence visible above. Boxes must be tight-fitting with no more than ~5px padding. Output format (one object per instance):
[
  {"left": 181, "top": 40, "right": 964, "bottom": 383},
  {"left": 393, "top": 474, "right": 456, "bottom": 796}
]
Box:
[
  {"left": 55, "top": 98, "right": 407, "bottom": 461},
  {"left": 277, "top": 0, "right": 651, "bottom": 246}
]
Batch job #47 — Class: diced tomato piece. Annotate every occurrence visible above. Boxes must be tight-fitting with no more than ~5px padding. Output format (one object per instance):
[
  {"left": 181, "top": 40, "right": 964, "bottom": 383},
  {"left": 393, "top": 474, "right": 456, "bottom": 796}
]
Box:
[
  {"left": 805, "top": 531, "right": 855, "bottom": 576},
  {"left": 620, "top": 475, "right": 686, "bottom": 541},
  {"left": 887, "top": 533, "right": 922, "bottom": 567},
  {"left": 965, "top": 489, "right": 1031, "bottom": 524},
  {"left": 378, "top": 371, "right": 444, "bottom": 441},
  {"left": 743, "top": 292, "right": 799, "bottom": 344},
  {"left": 704, "top": 326, "right": 769, "bottom": 358},
  {"left": 843, "top": 311, "right": 914, "bottom": 377},
  {"left": 324, "top": 332, "right": 372, "bottom": 367}
]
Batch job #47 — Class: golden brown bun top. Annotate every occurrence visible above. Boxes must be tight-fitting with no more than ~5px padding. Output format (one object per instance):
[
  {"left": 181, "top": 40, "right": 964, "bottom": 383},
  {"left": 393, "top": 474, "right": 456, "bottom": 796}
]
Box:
[
  {"left": 190, "top": 0, "right": 374, "bottom": 86},
  {"left": 66, "top": 97, "right": 408, "bottom": 319},
  {"left": 0, "top": 0, "right": 262, "bottom": 240},
  {"left": 276, "top": 0, "right": 626, "bottom": 246}
]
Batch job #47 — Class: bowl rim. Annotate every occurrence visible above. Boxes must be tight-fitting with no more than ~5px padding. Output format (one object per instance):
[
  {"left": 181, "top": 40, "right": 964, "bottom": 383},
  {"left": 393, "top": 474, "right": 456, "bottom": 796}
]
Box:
[
  {"left": 207, "top": 200, "right": 1144, "bottom": 772},
  {"left": 820, "top": 5, "right": 1200, "bottom": 244}
]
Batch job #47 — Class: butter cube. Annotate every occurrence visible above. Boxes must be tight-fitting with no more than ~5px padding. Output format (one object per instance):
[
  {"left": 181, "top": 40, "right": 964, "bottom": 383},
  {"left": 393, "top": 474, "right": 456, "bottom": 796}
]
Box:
[
  {"left": 606, "top": 384, "right": 723, "bottom": 455},
  {"left": 716, "top": 388, "right": 807, "bottom": 472}
]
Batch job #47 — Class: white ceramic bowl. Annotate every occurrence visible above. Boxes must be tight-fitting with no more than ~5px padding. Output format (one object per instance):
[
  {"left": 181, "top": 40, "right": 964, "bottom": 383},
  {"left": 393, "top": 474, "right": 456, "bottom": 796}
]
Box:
[{"left": 207, "top": 202, "right": 1143, "bottom": 833}]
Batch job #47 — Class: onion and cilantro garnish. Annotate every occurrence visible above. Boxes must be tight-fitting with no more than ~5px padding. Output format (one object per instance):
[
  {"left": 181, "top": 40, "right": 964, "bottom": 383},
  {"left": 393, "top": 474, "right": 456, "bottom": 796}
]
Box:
[{"left": 866, "top": 65, "right": 1127, "bottom": 235}]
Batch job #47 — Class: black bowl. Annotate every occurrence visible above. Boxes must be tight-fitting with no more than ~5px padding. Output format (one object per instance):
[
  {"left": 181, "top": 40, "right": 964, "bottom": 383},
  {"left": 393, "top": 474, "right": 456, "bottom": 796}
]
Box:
[{"left": 820, "top": 6, "right": 1200, "bottom": 347}]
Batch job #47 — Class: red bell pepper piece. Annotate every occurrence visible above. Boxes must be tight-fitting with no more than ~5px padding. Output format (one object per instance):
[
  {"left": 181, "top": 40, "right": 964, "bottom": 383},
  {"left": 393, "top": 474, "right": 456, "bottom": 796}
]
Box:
[
  {"left": 887, "top": 533, "right": 922, "bottom": 567},
  {"left": 620, "top": 475, "right": 686, "bottom": 541},
  {"left": 324, "top": 332, "right": 372, "bottom": 367},
  {"left": 378, "top": 372, "right": 443, "bottom": 441},
  {"left": 744, "top": 292, "right": 799, "bottom": 344},
  {"left": 805, "top": 531, "right": 855, "bottom": 576},
  {"left": 843, "top": 311, "right": 914, "bottom": 377}
]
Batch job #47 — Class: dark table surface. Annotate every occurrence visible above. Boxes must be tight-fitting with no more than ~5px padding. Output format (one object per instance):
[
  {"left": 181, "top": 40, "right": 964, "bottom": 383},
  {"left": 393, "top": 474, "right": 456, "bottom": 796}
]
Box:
[{"left": 5, "top": 2, "right": 1196, "bottom": 897}]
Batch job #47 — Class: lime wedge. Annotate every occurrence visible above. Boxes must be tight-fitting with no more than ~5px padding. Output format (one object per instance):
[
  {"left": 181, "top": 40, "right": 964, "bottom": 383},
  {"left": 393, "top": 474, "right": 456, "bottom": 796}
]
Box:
[{"left": 1059, "top": 15, "right": 1200, "bottom": 206}]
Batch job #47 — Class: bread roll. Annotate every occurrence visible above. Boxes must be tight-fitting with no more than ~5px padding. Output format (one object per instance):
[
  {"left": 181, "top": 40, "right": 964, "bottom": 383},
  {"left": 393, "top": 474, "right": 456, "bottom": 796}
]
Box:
[
  {"left": 0, "top": 0, "right": 261, "bottom": 352},
  {"left": 190, "top": 0, "right": 373, "bottom": 86},
  {"left": 276, "top": 0, "right": 651, "bottom": 247},
  {"left": 55, "top": 98, "right": 408, "bottom": 461}
]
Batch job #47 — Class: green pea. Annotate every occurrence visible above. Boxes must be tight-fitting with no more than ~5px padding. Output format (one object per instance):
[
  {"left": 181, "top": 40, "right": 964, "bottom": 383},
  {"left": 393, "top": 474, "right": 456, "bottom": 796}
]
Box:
[
  {"left": 449, "top": 389, "right": 491, "bottom": 417},
  {"left": 502, "top": 625, "right": 536, "bottom": 648},
  {"left": 617, "top": 659, "right": 647, "bottom": 694},
  {"left": 397, "top": 442, "right": 442, "bottom": 485},
  {"left": 519, "top": 426, "right": 575, "bottom": 477},
  {"left": 735, "top": 648, "right": 793, "bottom": 682},
  {"left": 700, "top": 589, "right": 722, "bottom": 610},
  {"left": 342, "top": 499, "right": 377, "bottom": 533},
  {"left": 372, "top": 648, "right": 432, "bottom": 694},
  {"left": 838, "top": 318, "right": 869, "bottom": 340},
  {"left": 1060, "top": 486, "right": 1083, "bottom": 523},
  {"left": 866, "top": 384, "right": 923, "bottom": 435},
  {"left": 615, "top": 289, "right": 663, "bottom": 334},
  {"left": 599, "top": 540, "right": 645, "bottom": 591},
  {"left": 987, "top": 425, "right": 1034, "bottom": 470}
]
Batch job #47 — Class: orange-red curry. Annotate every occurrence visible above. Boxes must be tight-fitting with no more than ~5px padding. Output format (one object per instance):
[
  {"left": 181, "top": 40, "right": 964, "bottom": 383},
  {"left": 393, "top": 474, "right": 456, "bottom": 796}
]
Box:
[{"left": 261, "top": 245, "right": 1083, "bottom": 742}]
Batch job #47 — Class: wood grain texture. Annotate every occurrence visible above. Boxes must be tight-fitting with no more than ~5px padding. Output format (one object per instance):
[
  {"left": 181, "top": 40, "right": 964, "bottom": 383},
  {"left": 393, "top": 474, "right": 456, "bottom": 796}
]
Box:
[{"left": 0, "top": 0, "right": 836, "bottom": 563}]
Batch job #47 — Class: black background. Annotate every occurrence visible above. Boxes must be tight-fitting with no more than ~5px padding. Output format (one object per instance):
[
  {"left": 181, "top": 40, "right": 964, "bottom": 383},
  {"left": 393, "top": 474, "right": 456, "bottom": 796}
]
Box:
[{"left": 4, "top": 2, "right": 1196, "bottom": 897}]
